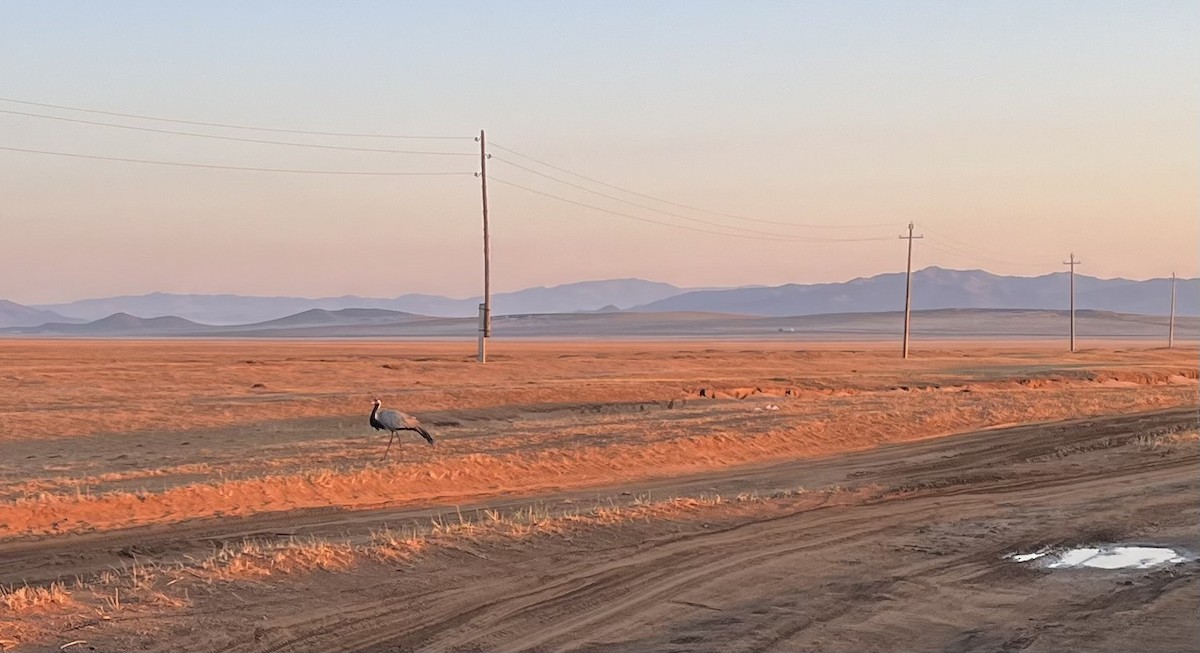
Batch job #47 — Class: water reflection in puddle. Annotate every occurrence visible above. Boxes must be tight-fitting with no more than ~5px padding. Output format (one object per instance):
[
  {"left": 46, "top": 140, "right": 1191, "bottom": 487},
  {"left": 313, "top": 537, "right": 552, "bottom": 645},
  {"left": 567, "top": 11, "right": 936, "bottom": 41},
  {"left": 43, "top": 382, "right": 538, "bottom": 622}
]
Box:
[{"left": 1006, "top": 546, "right": 1186, "bottom": 569}]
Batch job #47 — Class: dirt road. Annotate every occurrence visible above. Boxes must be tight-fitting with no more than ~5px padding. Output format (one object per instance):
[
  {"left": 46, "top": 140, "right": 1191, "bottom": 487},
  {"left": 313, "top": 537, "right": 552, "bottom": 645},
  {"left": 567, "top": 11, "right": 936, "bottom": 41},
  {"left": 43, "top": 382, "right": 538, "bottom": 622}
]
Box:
[{"left": 45, "top": 406, "right": 1198, "bottom": 652}]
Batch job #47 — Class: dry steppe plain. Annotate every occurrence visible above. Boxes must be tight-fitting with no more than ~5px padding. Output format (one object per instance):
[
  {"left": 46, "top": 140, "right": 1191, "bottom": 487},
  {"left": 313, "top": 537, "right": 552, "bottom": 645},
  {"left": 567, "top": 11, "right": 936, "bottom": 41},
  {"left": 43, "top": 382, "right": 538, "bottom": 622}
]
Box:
[{"left": 0, "top": 339, "right": 1197, "bottom": 651}]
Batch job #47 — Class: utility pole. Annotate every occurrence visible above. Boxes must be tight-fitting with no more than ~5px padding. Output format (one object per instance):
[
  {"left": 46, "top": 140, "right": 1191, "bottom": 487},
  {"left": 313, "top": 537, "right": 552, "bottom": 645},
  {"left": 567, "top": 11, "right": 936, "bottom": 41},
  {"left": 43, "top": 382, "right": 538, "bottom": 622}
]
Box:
[
  {"left": 900, "top": 221, "right": 923, "bottom": 359},
  {"left": 1169, "top": 272, "right": 1176, "bottom": 348},
  {"left": 476, "top": 129, "right": 491, "bottom": 363},
  {"left": 1063, "top": 253, "right": 1081, "bottom": 352}
]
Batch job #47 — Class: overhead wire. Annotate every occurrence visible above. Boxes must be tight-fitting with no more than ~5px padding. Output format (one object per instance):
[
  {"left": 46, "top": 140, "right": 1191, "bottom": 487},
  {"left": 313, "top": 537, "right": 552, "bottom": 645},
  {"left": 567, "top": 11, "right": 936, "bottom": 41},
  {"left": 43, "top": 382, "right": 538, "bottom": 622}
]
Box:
[
  {"left": 0, "top": 97, "right": 1050, "bottom": 267},
  {"left": 0, "top": 145, "right": 475, "bottom": 176},
  {"left": 490, "top": 176, "right": 891, "bottom": 243},
  {"left": 0, "top": 96, "right": 473, "bottom": 140},
  {"left": 918, "top": 222, "right": 1030, "bottom": 261},
  {"left": 916, "top": 222, "right": 1045, "bottom": 270},
  {"left": 0, "top": 108, "right": 475, "bottom": 156},
  {"left": 492, "top": 156, "right": 891, "bottom": 241},
  {"left": 920, "top": 237, "right": 1045, "bottom": 270},
  {"left": 489, "top": 140, "right": 895, "bottom": 229}
]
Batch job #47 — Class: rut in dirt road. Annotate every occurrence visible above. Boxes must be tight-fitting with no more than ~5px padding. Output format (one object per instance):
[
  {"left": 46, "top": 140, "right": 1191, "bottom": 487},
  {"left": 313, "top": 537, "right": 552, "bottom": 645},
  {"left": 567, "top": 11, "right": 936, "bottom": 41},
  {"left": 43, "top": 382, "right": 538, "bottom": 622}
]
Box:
[
  {"left": 194, "top": 406, "right": 1198, "bottom": 653},
  {"left": 1, "top": 407, "right": 1195, "bottom": 593}
]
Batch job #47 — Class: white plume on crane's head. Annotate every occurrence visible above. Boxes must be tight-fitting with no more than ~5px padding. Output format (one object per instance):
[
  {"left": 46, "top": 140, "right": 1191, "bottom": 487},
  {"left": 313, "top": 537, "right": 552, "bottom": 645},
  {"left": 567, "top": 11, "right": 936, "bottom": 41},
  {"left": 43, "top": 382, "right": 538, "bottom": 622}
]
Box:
[{"left": 372, "top": 398, "right": 381, "bottom": 406}]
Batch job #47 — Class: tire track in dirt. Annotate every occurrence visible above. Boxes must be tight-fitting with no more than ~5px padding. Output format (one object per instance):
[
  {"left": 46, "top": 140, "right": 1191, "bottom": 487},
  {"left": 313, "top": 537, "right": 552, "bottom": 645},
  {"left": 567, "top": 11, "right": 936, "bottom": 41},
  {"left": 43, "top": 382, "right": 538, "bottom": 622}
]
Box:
[
  {"left": 241, "top": 450, "right": 1198, "bottom": 652},
  {"left": 225, "top": 407, "right": 1199, "bottom": 653},
  {"left": 2, "top": 407, "right": 1194, "bottom": 592},
  {"left": 245, "top": 501, "right": 900, "bottom": 653}
]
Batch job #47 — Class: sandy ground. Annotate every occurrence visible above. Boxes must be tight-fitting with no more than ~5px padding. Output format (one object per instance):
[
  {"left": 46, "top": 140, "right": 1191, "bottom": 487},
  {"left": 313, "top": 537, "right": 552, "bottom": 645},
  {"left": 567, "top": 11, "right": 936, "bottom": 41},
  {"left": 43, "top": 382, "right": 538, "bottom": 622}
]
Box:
[{"left": 1, "top": 340, "right": 1197, "bottom": 651}]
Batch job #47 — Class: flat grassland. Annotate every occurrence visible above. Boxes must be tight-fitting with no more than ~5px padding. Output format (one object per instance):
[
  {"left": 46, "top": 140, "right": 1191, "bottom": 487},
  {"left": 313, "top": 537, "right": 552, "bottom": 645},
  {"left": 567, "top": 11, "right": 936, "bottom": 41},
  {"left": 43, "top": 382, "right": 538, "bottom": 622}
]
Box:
[{"left": 0, "top": 339, "right": 1197, "bottom": 651}]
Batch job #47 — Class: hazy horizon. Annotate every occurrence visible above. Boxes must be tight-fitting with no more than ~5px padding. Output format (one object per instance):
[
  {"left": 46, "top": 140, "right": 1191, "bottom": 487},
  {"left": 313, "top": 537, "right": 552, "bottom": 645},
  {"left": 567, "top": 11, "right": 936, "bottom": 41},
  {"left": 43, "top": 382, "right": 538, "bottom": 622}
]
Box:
[
  {"left": 16, "top": 266, "right": 1197, "bottom": 307},
  {"left": 2, "top": 2, "right": 1196, "bottom": 305}
]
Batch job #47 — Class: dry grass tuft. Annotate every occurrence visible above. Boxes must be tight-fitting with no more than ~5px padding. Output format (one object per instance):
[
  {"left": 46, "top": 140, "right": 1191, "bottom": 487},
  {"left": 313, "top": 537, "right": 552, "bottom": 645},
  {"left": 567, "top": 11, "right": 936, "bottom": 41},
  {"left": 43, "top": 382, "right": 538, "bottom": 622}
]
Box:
[
  {"left": 0, "top": 626, "right": 32, "bottom": 652},
  {"left": 1136, "top": 429, "right": 1200, "bottom": 450},
  {"left": 0, "top": 581, "right": 73, "bottom": 614},
  {"left": 198, "top": 538, "right": 356, "bottom": 579},
  {"left": 7, "top": 374, "right": 1193, "bottom": 541},
  {"left": 370, "top": 525, "right": 431, "bottom": 561},
  {"left": 0, "top": 484, "right": 847, "bottom": 651}
]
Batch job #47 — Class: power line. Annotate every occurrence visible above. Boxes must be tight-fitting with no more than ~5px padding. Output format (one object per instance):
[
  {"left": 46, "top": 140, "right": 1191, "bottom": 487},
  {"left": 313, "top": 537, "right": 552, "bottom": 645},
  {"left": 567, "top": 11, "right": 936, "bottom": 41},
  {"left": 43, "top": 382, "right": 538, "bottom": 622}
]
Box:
[
  {"left": 492, "top": 156, "right": 888, "bottom": 241},
  {"left": 917, "top": 222, "right": 1044, "bottom": 269},
  {"left": 917, "top": 222, "right": 1043, "bottom": 269},
  {"left": 477, "top": 129, "right": 492, "bottom": 363},
  {"left": 0, "top": 96, "right": 473, "bottom": 140},
  {"left": 920, "top": 237, "right": 1045, "bottom": 270},
  {"left": 1064, "top": 253, "right": 1082, "bottom": 352},
  {"left": 489, "top": 141, "right": 894, "bottom": 230},
  {"left": 1169, "top": 272, "right": 1176, "bottom": 348},
  {"left": 490, "top": 176, "right": 788, "bottom": 241},
  {"left": 0, "top": 145, "right": 475, "bottom": 176},
  {"left": 490, "top": 176, "right": 891, "bottom": 243},
  {"left": 0, "top": 108, "right": 477, "bottom": 156},
  {"left": 918, "top": 222, "right": 1013, "bottom": 258},
  {"left": 900, "top": 221, "right": 923, "bottom": 359}
]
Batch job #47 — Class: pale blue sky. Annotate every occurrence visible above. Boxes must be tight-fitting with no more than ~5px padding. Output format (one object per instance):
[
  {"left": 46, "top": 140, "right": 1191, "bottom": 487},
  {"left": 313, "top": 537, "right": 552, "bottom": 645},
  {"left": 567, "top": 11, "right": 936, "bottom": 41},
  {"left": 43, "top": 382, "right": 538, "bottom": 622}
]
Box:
[{"left": 1, "top": 1, "right": 1196, "bottom": 303}]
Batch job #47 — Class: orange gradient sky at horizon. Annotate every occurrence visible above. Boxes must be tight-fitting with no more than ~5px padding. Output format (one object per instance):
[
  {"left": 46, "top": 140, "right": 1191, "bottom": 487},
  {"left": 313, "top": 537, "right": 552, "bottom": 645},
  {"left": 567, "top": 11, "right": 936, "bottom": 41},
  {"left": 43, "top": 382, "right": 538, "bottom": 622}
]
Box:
[{"left": 1, "top": 1, "right": 1196, "bottom": 304}]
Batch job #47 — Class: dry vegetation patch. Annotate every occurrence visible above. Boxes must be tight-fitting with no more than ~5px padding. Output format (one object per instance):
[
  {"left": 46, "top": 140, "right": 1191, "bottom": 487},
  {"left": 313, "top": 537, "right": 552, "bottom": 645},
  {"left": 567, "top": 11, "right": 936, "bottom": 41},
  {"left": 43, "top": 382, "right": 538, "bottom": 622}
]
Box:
[
  {"left": 1, "top": 582, "right": 75, "bottom": 651},
  {"left": 2, "top": 340, "right": 1196, "bottom": 441},
  {"left": 198, "top": 538, "right": 357, "bottom": 579},
  {"left": 1, "top": 581, "right": 73, "bottom": 614},
  {"left": 0, "top": 486, "right": 849, "bottom": 650},
  {"left": 1135, "top": 429, "right": 1200, "bottom": 451},
  {"left": 2, "top": 381, "right": 1194, "bottom": 537},
  {"left": 1, "top": 341, "right": 1197, "bottom": 651}
]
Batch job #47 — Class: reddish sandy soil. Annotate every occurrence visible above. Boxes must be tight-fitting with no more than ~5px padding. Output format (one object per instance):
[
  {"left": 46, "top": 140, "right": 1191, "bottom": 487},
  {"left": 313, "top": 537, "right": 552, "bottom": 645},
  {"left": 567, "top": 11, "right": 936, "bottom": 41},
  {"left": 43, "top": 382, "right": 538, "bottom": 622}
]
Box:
[{"left": 0, "top": 340, "right": 1196, "bottom": 651}]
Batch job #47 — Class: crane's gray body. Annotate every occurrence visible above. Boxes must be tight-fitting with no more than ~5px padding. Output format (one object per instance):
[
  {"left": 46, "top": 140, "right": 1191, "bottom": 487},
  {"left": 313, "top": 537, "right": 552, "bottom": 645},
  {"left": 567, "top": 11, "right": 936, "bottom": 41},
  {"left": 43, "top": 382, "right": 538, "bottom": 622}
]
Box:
[{"left": 370, "top": 399, "right": 434, "bottom": 459}]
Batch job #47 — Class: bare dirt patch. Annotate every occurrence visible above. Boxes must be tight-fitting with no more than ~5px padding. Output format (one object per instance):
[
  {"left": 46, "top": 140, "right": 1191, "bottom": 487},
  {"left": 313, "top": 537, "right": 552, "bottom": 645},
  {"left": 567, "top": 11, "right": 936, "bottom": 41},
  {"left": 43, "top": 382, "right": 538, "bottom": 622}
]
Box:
[
  {"left": 1, "top": 341, "right": 1197, "bottom": 651},
  {"left": 5, "top": 407, "right": 1196, "bottom": 652}
]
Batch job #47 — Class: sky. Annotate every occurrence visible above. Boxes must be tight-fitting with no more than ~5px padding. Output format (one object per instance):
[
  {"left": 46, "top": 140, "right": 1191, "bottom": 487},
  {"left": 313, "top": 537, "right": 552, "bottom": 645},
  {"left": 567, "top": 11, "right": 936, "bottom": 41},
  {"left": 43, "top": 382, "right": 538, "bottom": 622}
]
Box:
[{"left": 1, "top": 1, "right": 1196, "bottom": 304}]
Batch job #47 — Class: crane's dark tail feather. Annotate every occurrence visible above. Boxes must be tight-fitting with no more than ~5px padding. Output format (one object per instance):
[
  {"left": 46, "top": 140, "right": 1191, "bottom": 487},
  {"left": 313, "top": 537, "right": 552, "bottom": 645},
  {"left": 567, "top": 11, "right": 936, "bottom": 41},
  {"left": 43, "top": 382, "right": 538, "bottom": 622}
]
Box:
[{"left": 416, "top": 426, "right": 435, "bottom": 445}]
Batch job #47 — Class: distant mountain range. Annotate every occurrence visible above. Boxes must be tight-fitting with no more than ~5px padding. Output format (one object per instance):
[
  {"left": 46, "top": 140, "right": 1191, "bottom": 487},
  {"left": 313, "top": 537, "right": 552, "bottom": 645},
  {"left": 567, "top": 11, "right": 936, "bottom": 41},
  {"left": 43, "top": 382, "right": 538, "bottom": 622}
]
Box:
[
  {"left": 1, "top": 268, "right": 1194, "bottom": 330},
  {"left": 7, "top": 308, "right": 438, "bottom": 337},
  {"left": 0, "top": 299, "right": 81, "bottom": 328},
  {"left": 4, "top": 307, "right": 1196, "bottom": 341},
  {"left": 25, "top": 278, "right": 684, "bottom": 325},
  {"left": 635, "top": 268, "right": 1198, "bottom": 316}
]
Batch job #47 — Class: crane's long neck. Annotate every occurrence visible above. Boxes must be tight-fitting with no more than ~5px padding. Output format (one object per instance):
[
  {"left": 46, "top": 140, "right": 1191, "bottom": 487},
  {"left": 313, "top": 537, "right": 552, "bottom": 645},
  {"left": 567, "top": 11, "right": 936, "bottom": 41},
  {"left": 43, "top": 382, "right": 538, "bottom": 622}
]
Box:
[{"left": 370, "top": 403, "right": 380, "bottom": 425}]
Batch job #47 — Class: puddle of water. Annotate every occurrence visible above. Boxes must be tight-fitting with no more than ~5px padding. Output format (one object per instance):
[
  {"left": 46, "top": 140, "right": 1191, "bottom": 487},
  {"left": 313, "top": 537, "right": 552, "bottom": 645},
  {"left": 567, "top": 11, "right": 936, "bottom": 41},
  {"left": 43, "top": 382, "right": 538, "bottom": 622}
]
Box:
[
  {"left": 1007, "top": 545, "right": 1186, "bottom": 569},
  {"left": 1049, "top": 546, "right": 1185, "bottom": 569}
]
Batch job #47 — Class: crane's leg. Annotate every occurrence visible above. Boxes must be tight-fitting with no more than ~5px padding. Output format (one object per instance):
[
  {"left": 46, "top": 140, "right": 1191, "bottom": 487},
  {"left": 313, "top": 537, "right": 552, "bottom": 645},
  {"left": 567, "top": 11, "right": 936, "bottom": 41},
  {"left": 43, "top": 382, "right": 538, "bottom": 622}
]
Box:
[{"left": 382, "top": 432, "right": 396, "bottom": 460}]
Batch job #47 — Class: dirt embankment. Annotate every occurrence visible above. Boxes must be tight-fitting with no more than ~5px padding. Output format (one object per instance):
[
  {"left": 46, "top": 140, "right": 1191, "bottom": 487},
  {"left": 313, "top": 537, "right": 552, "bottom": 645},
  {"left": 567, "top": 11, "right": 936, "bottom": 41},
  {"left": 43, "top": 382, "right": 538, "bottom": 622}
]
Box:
[
  {"left": 4, "top": 407, "right": 1197, "bottom": 652},
  {"left": 2, "top": 340, "right": 1196, "bottom": 441},
  {"left": 2, "top": 342, "right": 1198, "bottom": 651},
  {"left": 1, "top": 375, "right": 1192, "bottom": 538}
]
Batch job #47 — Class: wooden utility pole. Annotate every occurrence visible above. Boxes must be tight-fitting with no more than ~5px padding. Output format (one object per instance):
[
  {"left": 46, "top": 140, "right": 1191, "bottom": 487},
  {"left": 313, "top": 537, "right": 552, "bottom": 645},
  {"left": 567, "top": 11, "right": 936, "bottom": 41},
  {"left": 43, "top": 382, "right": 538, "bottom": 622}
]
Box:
[
  {"left": 477, "top": 129, "right": 491, "bottom": 363},
  {"left": 1063, "top": 253, "right": 1081, "bottom": 352},
  {"left": 1169, "top": 272, "right": 1176, "bottom": 348},
  {"left": 900, "top": 221, "right": 923, "bottom": 359}
]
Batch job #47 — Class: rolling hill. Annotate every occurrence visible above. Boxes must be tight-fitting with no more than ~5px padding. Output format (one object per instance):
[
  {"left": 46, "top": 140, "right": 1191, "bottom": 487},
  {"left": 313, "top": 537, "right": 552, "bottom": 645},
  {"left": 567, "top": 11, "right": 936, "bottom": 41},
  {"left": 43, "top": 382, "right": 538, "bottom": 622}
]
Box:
[
  {"left": 3, "top": 307, "right": 1195, "bottom": 341},
  {"left": 0, "top": 300, "right": 79, "bottom": 328},
  {"left": 32, "top": 279, "right": 685, "bottom": 324},
  {"left": 15, "top": 312, "right": 205, "bottom": 335},
  {"left": 7, "top": 269, "right": 1195, "bottom": 335},
  {"left": 633, "top": 268, "right": 1198, "bottom": 316},
  {"left": 29, "top": 269, "right": 1191, "bottom": 326}
]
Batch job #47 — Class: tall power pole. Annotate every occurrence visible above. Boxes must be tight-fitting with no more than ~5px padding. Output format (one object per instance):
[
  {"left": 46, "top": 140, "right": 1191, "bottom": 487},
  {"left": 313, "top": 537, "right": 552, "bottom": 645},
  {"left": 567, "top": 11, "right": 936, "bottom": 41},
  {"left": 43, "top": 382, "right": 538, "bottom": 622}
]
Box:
[
  {"left": 1063, "top": 253, "right": 1082, "bottom": 352},
  {"left": 1169, "top": 272, "right": 1176, "bottom": 348},
  {"left": 900, "top": 221, "right": 923, "bottom": 359},
  {"left": 477, "top": 129, "right": 491, "bottom": 363}
]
